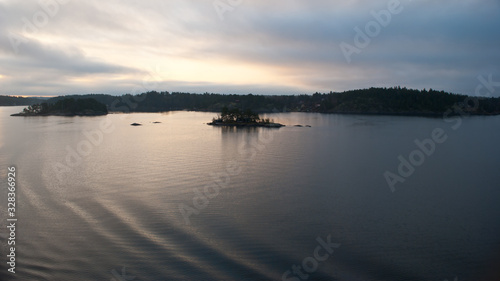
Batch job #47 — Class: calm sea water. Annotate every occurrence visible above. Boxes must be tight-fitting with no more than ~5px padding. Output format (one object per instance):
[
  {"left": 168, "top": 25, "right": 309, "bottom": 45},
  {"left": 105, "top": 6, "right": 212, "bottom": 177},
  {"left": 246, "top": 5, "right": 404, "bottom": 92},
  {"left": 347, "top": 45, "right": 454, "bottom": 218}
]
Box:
[{"left": 0, "top": 106, "right": 499, "bottom": 281}]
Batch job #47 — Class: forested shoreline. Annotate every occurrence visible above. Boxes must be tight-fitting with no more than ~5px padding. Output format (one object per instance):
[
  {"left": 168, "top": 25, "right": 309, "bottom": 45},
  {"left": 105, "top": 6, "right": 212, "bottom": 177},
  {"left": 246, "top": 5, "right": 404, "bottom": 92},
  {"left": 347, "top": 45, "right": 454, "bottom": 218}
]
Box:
[
  {"left": 3, "top": 87, "right": 500, "bottom": 116},
  {"left": 11, "top": 98, "right": 108, "bottom": 116}
]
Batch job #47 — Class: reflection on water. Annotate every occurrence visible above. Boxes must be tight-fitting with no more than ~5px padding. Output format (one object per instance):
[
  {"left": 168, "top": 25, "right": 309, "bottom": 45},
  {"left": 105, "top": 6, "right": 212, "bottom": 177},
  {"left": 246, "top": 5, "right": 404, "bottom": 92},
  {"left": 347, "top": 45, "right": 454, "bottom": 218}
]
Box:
[{"left": 0, "top": 107, "right": 499, "bottom": 280}]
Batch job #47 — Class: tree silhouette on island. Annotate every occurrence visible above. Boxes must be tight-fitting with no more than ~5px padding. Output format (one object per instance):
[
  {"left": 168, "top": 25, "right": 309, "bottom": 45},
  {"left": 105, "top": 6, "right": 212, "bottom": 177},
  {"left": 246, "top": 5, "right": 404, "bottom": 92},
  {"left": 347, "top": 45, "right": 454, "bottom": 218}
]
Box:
[{"left": 208, "top": 106, "right": 284, "bottom": 127}]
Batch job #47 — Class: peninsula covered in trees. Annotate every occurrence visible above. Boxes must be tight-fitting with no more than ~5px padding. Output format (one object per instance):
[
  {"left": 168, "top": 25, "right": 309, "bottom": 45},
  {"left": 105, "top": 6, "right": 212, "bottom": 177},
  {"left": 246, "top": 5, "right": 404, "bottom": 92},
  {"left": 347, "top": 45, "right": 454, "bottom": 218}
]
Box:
[
  {"left": 11, "top": 98, "right": 108, "bottom": 116},
  {"left": 3, "top": 87, "right": 500, "bottom": 116}
]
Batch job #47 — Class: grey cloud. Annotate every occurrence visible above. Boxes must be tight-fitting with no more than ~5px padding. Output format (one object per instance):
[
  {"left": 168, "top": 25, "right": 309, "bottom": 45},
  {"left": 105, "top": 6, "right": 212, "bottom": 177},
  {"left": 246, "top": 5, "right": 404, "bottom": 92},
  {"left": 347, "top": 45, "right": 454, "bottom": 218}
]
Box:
[{"left": 1, "top": 0, "right": 499, "bottom": 96}]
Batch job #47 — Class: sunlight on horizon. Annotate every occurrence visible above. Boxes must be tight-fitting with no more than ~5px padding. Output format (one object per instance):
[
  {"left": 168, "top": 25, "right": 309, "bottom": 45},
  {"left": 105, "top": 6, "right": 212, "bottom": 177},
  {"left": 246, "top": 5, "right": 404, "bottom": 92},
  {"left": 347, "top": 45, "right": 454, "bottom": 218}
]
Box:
[{"left": 1, "top": 1, "right": 498, "bottom": 96}]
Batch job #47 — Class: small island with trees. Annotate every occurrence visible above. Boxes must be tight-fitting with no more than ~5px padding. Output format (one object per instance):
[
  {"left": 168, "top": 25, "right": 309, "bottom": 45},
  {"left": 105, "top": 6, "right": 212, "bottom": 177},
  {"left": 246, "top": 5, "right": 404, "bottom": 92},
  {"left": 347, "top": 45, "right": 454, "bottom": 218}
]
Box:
[
  {"left": 208, "top": 107, "right": 284, "bottom": 127},
  {"left": 11, "top": 98, "right": 108, "bottom": 116}
]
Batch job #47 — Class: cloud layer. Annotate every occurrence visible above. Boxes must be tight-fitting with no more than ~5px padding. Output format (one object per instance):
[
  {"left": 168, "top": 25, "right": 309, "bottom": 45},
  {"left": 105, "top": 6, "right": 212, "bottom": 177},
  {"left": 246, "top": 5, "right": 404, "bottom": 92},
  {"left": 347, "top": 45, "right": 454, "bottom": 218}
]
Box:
[{"left": 1, "top": 0, "right": 499, "bottom": 96}]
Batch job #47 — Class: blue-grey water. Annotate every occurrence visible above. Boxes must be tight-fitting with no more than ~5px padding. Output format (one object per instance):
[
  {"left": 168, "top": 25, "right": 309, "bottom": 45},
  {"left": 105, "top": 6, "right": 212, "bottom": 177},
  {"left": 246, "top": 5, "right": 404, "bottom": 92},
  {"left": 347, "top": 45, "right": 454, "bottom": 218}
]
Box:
[{"left": 1, "top": 106, "right": 499, "bottom": 281}]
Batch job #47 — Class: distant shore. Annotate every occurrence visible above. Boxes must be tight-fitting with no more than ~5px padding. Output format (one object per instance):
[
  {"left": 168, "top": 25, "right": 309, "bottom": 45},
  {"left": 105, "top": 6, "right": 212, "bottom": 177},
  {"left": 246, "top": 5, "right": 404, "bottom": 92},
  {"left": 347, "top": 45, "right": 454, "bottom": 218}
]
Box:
[
  {"left": 11, "top": 111, "right": 107, "bottom": 117},
  {"left": 9, "top": 97, "right": 108, "bottom": 117},
  {"left": 3, "top": 87, "right": 500, "bottom": 117}
]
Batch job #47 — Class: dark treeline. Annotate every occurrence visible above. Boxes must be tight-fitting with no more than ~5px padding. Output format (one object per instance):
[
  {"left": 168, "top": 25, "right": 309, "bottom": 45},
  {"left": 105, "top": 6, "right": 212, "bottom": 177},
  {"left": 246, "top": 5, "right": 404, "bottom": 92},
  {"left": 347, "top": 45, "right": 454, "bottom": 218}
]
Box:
[
  {"left": 0, "top": 95, "right": 46, "bottom": 106},
  {"left": 5, "top": 87, "right": 500, "bottom": 115},
  {"left": 317, "top": 87, "right": 500, "bottom": 115},
  {"left": 16, "top": 98, "right": 108, "bottom": 116}
]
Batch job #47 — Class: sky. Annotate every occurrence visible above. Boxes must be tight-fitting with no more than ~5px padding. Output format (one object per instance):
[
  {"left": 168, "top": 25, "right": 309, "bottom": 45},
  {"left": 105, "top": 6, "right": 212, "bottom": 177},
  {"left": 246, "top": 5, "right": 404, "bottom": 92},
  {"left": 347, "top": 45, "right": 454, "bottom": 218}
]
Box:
[{"left": 0, "top": 0, "right": 499, "bottom": 97}]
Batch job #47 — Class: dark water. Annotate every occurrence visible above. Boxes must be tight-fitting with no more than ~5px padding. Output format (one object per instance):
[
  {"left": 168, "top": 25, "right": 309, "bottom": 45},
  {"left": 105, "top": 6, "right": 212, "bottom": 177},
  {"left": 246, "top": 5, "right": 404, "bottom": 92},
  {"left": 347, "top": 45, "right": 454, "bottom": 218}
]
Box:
[{"left": 0, "top": 106, "right": 499, "bottom": 281}]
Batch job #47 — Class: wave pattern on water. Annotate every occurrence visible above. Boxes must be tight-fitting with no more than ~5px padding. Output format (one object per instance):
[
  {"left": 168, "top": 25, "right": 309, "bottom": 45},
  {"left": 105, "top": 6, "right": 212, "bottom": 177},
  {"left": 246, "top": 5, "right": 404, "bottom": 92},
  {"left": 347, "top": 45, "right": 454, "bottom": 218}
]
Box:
[{"left": 1, "top": 110, "right": 500, "bottom": 280}]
